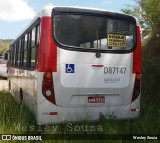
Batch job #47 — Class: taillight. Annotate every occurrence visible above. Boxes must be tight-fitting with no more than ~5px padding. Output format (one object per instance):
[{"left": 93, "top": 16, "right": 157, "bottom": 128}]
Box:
[
  {"left": 42, "top": 69, "right": 56, "bottom": 104},
  {"left": 92, "top": 65, "right": 104, "bottom": 67},
  {"left": 131, "top": 73, "right": 141, "bottom": 102}
]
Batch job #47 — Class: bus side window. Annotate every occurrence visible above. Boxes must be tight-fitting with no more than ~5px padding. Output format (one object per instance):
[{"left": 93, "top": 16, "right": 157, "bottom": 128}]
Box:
[
  {"left": 27, "top": 32, "right": 31, "bottom": 67},
  {"left": 23, "top": 34, "right": 28, "bottom": 67},
  {"left": 18, "top": 39, "right": 21, "bottom": 67},
  {"left": 12, "top": 45, "right": 15, "bottom": 66},
  {"left": 9, "top": 47, "right": 12, "bottom": 66},
  {"left": 15, "top": 42, "right": 19, "bottom": 66},
  {"left": 30, "top": 23, "right": 40, "bottom": 69},
  {"left": 35, "top": 24, "right": 40, "bottom": 66},
  {"left": 20, "top": 37, "right": 25, "bottom": 67},
  {"left": 31, "top": 27, "right": 36, "bottom": 68},
  {"left": 36, "top": 24, "right": 40, "bottom": 45}
]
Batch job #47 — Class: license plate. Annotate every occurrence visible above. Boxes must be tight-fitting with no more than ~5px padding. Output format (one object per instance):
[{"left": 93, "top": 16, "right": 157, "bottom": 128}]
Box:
[{"left": 88, "top": 96, "right": 105, "bottom": 103}]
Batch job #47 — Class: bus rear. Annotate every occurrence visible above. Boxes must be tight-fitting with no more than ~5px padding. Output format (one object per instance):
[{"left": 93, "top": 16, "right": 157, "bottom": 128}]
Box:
[{"left": 38, "top": 7, "right": 141, "bottom": 124}]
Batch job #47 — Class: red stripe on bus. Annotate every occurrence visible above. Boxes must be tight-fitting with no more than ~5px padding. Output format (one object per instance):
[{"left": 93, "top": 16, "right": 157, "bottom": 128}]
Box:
[
  {"left": 133, "top": 26, "right": 142, "bottom": 74},
  {"left": 37, "top": 17, "right": 57, "bottom": 72}
]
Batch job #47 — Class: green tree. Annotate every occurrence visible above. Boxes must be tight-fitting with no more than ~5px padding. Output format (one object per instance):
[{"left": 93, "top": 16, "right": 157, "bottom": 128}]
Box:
[
  {"left": 121, "top": 3, "right": 151, "bottom": 38},
  {"left": 141, "top": 0, "right": 160, "bottom": 30},
  {"left": 141, "top": 0, "right": 160, "bottom": 49},
  {"left": 121, "top": 0, "right": 160, "bottom": 50},
  {"left": 0, "top": 48, "right": 6, "bottom": 56}
]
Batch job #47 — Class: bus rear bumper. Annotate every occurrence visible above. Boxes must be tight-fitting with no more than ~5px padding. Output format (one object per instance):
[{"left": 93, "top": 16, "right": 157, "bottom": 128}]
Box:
[{"left": 37, "top": 98, "right": 140, "bottom": 125}]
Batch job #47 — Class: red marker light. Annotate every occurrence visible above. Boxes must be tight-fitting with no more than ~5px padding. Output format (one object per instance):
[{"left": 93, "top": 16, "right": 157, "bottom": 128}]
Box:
[{"left": 92, "top": 65, "right": 104, "bottom": 67}]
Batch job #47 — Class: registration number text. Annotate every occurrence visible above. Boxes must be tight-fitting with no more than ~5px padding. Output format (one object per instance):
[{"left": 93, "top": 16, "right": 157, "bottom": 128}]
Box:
[{"left": 104, "top": 67, "right": 126, "bottom": 74}]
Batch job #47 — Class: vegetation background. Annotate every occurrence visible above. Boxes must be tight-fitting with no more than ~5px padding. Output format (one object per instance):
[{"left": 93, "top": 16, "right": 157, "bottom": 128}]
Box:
[{"left": 0, "top": 39, "right": 12, "bottom": 56}]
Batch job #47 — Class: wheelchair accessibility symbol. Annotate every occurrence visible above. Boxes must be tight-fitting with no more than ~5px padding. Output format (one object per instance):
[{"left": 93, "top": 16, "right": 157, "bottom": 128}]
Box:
[{"left": 66, "top": 64, "right": 75, "bottom": 73}]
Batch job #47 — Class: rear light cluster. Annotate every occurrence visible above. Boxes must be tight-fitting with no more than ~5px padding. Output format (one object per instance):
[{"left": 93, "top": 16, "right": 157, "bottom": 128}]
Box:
[
  {"left": 131, "top": 73, "right": 141, "bottom": 102},
  {"left": 42, "top": 69, "right": 56, "bottom": 104}
]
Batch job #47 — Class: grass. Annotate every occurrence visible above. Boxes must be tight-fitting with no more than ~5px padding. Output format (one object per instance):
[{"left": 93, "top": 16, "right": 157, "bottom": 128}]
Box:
[{"left": 0, "top": 56, "right": 160, "bottom": 143}]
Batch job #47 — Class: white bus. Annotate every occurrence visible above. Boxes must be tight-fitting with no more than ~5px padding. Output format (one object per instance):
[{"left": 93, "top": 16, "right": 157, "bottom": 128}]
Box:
[{"left": 8, "top": 6, "right": 142, "bottom": 124}]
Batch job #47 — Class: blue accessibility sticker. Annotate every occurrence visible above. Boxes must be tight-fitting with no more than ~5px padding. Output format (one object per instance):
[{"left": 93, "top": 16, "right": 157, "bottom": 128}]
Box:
[{"left": 66, "top": 64, "right": 75, "bottom": 73}]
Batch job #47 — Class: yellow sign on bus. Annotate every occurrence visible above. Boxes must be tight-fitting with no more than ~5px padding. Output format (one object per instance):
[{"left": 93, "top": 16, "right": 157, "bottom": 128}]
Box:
[{"left": 108, "top": 34, "right": 126, "bottom": 47}]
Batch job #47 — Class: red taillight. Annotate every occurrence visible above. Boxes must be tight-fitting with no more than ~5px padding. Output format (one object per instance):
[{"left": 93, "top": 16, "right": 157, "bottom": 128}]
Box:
[
  {"left": 45, "top": 72, "right": 52, "bottom": 79},
  {"left": 42, "top": 69, "right": 56, "bottom": 104},
  {"left": 136, "top": 74, "right": 141, "bottom": 80},
  {"left": 45, "top": 79, "right": 52, "bottom": 88},
  {"left": 131, "top": 73, "right": 141, "bottom": 102},
  {"left": 131, "top": 109, "right": 136, "bottom": 112},
  {"left": 49, "top": 112, "right": 57, "bottom": 115}
]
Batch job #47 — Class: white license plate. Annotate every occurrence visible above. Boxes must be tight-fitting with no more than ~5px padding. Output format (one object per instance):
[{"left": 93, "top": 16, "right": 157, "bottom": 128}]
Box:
[{"left": 88, "top": 96, "right": 105, "bottom": 103}]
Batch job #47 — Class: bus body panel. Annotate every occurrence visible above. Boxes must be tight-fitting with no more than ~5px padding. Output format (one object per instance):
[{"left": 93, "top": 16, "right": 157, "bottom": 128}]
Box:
[
  {"left": 36, "top": 72, "right": 139, "bottom": 124},
  {"left": 48, "top": 48, "right": 136, "bottom": 108},
  {"left": 37, "top": 104, "right": 140, "bottom": 124},
  {"left": 9, "top": 68, "right": 37, "bottom": 114},
  {"left": 37, "top": 88, "right": 140, "bottom": 124},
  {"left": 59, "top": 49, "right": 131, "bottom": 88}
]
